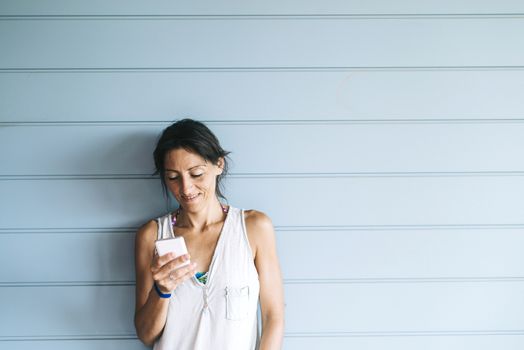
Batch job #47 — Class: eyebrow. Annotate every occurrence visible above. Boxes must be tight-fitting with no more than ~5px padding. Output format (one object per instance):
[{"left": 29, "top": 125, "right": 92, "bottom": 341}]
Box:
[{"left": 165, "top": 164, "right": 206, "bottom": 172}]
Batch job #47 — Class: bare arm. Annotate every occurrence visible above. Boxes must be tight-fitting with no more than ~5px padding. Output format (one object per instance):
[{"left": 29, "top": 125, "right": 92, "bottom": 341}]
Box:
[
  {"left": 134, "top": 220, "right": 197, "bottom": 346},
  {"left": 246, "top": 211, "right": 285, "bottom": 350}
]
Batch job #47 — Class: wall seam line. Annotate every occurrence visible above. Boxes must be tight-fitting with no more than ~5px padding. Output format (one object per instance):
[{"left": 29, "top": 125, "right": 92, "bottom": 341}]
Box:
[
  {"left": 2, "top": 223, "right": 524, "bottom": 233},
  {"left": 2, "top": 66, "right": 524, "bottom": 73},
  {"left": 2, "top": 119, "right": 524, "bottom": 126},
  {"left": 3, "top": 276, "right": 524, "bottom": 287},
  {"left": 2, "top": 329, "right": 524, "bottom": 341}
]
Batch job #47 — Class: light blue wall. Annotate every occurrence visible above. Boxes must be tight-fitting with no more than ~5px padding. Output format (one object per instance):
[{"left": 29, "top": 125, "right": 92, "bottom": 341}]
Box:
[{"left": 1, "top": 1, "right": 524, "bottom": 349}]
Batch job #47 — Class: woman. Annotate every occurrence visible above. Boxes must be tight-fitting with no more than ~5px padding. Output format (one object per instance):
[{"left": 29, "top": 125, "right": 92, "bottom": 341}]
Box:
[{"left": 134, "top": 119, "right": 285, "bottom": 349}]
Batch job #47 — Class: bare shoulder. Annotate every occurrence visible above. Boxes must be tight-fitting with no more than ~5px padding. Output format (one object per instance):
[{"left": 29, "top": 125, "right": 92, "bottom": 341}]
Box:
[
  {"left": 244, "top": 209, "right": 274, "bottom": 230},
  {"left": 135, "top": 219, "right": 158, "bottom": 246},
  {"left": 243, "top": 209, "right": 276, "bottom": 260},
  {"left": 135, "top": 219, "right": 158, "bottom": 261}
]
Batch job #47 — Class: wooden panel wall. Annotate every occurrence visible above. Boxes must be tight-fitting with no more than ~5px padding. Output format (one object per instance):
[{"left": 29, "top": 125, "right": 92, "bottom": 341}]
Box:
[{"left": 1, "top": 1, "right": 523, "bottom": 349}]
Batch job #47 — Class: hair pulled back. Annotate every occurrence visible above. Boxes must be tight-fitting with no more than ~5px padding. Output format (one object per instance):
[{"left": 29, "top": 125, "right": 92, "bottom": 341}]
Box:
[{"left": 153, "top": 118, "right": 230, "bottom": 200}]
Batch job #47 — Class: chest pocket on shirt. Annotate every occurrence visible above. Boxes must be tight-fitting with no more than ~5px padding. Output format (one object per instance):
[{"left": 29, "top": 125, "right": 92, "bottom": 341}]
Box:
[{"left": 225, "top": 286, "right": 249, "bottom": 320}]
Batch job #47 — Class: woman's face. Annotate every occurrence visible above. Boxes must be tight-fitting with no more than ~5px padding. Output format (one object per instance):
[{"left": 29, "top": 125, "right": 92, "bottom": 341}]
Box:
[{"left": 164, "top": 148, "right": 223, "bottom": 212}]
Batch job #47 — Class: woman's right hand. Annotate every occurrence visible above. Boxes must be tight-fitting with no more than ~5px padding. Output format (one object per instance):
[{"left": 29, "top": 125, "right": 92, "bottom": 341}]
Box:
[{"left": 150, "top": 252, "right": 198, "bottom": 294}]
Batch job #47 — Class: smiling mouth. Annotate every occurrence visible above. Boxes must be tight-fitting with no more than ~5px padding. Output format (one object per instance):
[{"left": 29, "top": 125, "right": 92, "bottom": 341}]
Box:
[{"left": 182, "top": 194, "right": 200, "bottom": 201}]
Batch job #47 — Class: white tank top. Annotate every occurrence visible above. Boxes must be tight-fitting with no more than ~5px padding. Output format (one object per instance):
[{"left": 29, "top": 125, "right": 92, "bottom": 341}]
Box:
[{"left": 153, "top": 206, "right": 261, "bottom": 350}]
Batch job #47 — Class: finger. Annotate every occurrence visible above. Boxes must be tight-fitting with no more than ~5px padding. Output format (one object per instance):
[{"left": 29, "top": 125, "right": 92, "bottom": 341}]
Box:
[
  {"left": 153, "top": 253, "right": 190, "bottom": 274},
  {"left": 150, "top": 252, "right": 166, "bottom": 271},
  {"left": 156, "top": 252, "right": 177, "bottom": 266},
  {"left": 152, "top": 252, "right": 187, "bottom": 271},
  {"left": 155, "top": 261, "right": 197, "bottom": 282},
  {"left": 165, "top": 254, "right": 191, "bottom": 271},
  {"left": 168, "top": 261, "right": 197, "bottom": 281},
  {"left": 168, "top": 263, "right": 199, "bottom": 288},
  {"left": 155, "top": 264, "right": 196, "bottom": 292}
]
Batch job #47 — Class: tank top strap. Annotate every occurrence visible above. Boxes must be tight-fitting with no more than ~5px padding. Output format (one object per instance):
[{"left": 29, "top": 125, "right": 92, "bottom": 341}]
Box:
[{"left": 209, "top": 206, "right": 250, "bottom": 264}]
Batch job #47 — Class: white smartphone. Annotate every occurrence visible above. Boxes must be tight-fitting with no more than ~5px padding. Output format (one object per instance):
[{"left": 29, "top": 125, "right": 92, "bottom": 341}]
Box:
[{"left": 155, "top": 237, "right": 190, "bottom": 268}]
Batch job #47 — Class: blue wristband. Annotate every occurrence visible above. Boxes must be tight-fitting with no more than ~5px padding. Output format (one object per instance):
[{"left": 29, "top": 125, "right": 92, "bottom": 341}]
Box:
[{"left": 153, "top": 283, "right": 172, "bottom": 298}]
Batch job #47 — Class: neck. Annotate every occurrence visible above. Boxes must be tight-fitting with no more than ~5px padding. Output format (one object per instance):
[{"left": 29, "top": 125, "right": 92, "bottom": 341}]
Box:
[{"left": 177, "top": 198, "right": 225, "bottom": 231}]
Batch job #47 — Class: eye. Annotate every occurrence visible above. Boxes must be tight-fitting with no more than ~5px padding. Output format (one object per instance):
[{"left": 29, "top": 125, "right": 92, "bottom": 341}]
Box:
[
  {"left": 167, "top": 176, "right": 178, "bottom": 181},
  {"left": 191, "top": 173, "right": 204, "bottom": 178}
]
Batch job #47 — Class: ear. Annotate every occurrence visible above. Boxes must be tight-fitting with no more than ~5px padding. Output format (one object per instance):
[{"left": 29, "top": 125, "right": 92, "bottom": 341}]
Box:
[{"left": 216, "top": 157, "right": 225, "bottom": 175}]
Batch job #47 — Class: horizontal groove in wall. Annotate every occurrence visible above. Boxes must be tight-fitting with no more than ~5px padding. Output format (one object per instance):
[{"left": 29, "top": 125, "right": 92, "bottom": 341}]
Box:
[
  {"left": 2, "top": 119, "right": 524, "bottom": 127},
  {"left": 285, "top": 277, "right": 524, "bottom": 284},
  {"left": 285, "top": 330, "right": 524, "bottom": 337},
  {"left": 0, "top": 281, "right": 136, "bottom": 287},
  {"left": 3, "top": 276, "right": 524, "bottom": 288},
  {"left": 0, "top": 174, "right": 157, "bottom": 180},
  {"left": 2, "top": 14, "right": 524, "bottom": 20},
  {"left": 2, "top": 66, "right": 524, "bottom": 73},
  {"left": 0, "top": 334, "right": 137, "bottom": 342},
  {"left": 278, "top": 223, "right": 524, "bottom": 231},
  {"left": 0, "top": 228, "right": 135, "bottom": 234},
  {"left": 2, "top": 223, "right": 524, "bottom": 234},
  {"left": 2, "top": 171, "right": 524, "bottom": 181},
  {"left": 2, "top": 329, "right": 524, "bottom": 342}
]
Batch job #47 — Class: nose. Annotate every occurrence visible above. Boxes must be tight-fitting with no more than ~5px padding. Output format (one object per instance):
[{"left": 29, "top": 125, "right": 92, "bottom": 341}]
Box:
[{"left": 180, "top": 176, "right": 194, "bottom": 195}]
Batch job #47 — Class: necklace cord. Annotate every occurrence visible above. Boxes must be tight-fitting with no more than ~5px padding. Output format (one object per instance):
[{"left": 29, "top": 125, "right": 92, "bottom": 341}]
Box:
[{"left": 171, "top": 204, "right": 229, "bottom": 227}]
